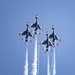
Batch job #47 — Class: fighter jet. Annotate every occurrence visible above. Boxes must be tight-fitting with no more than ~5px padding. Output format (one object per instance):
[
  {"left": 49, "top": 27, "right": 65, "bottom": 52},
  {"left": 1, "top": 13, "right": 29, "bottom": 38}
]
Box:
[
  {"left": 40, "top": 32, "right": 53, "bottom": 51},
  {"left": 30, "top": 15, "right": 43, "bottom": 35},
  {"left": 19, "top": 22, "right": 33, "bottom": 42},
  {"left": 49, "top": 25, "right": 61, "bottom": 46}
]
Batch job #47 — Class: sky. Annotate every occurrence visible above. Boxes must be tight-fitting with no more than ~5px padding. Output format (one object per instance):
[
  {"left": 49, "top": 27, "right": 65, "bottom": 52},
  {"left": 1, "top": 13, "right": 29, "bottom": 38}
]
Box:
[{"left": 0, "top": 0, "right": 75, "bottom": 75}]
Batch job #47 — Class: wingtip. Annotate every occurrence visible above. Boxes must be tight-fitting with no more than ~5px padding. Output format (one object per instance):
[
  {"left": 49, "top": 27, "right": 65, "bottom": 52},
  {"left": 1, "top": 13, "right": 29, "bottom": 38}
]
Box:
[
  {"left": 42, "top": 28, "right": 44, "bottom": 31},
  {"left": 33, "top": 35, "right": 35, "bottom": 38},
  {"left": 19, "top": 33, "right": 21, "bottom": 35},
  {"left": 30, "top": 40, "right": 32, "bottom": 42},
  {"left": 39, "top": 42, "right": 41, "bottom": 44},
  {"left": 59, "top": 39, "right": 61, "bottom": 41}
]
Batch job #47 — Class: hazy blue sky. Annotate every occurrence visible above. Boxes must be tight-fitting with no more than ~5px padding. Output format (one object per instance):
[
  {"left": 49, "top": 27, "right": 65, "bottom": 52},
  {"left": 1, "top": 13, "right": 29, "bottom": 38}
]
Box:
[{"left": 0, "top": 0, "right": 75, "bottom": 75}]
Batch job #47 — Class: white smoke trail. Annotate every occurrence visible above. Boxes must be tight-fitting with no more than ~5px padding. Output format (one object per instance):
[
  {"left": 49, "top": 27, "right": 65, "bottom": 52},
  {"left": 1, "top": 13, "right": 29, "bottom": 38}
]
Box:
[
  {"left": 32, "top": 36, "right": 38, "bottom": 75},
  {"left": 24, "top": 43, "right": 28, "bottom": 75},
  {"left": 51, "top": 51, "right": 54, "bottom": 75},
  {"left": 53, "top": 48, "right": 56, "bottom": 75},
  {"left": 47, "top": 53, "right": 50, "bottom": 75},
  {"left": 37, "top": 44, "right": 40, "bottom": 75}
]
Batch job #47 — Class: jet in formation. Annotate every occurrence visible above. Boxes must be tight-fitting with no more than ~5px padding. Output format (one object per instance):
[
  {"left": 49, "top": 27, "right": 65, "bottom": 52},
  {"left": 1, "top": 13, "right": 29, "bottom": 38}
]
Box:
[
  {"left": 40, "top": 32, "right": 53, "bottom": 51},
  {"left": 49, "top": 25, "right": 61, "bottom": 46},
  {"left": 19, "top": 22, "right": 33, "bottom": 42},
  {"left": 30, "top": 14, "right": 43, "bottom": 35}
]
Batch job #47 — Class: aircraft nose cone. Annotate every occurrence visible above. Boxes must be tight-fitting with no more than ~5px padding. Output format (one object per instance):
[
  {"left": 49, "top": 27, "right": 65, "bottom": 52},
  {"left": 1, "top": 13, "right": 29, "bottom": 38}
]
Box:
[
  {"left": 26, "top": 22, "right": 29, "bottom": 26},
  {"left": 52, "top": 25, "right": 54, "bottom": 29},
  {"left": 46, "top": 31, "right": 49, "bottom": 36},
  {"left": 35, "top": 14, "right": 38, "bottom": 18}
]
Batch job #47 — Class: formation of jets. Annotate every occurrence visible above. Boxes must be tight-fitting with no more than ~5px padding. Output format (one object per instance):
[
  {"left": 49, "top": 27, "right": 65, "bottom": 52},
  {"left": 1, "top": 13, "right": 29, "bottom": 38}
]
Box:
[{"left": 19, "top": 15, "right": 61, "bottom": 52}]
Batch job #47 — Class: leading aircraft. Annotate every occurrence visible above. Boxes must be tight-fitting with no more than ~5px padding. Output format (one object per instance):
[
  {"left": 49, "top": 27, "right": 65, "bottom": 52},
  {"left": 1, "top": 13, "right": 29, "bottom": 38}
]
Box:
[
  {"left": 49, "top": 25, "right": 61, "bottom": 46},
  {"left": 30, "top": 15, "right": 43, "bottom": 35},
  {"left": 19, "top": 22, "right": 33, "bottom": 42},
  {"left": 40, "top": 32, "right": 53, "bottom": 51}
]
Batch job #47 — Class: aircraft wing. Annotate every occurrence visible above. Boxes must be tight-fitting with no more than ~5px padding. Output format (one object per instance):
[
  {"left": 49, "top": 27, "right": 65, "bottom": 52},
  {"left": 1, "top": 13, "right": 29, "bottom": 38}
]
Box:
[
  {"left": 38, "top": 24, "right": 42, "bottom": 30},
  {"left": 49, "top": 33, "right": 53, "bottom": 39},
  {"left": 55, "top": 35, "right": 59, "bottom": 40},
  {"left": 21, "top": 31, "right": 26, "bottom": 35},
  {"left": 31, "top": 23, "right": 36, "bottom": 28},
  {"left": 28, "top": 32, "right": 32, "bottom": 37},
  {"left": 41, "top": 39, "right": 47, "bottom": 45}
]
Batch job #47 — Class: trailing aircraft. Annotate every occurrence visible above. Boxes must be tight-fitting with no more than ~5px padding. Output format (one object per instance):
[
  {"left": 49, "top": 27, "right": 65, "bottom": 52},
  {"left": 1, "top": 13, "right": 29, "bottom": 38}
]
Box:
[
  {"left": 49, "top": 25, "right": 61, "bottom": 46},
  {"left": 40, "top": 32, "right": 53, "bottom": 51}
]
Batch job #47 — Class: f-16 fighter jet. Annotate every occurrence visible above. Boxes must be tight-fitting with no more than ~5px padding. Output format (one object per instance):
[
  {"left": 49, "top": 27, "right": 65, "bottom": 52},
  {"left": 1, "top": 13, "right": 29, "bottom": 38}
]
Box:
[
  {"left": 49, "top": 25, "right": 61, "bottom": 46},
  {"left": 40, "top": 32, "right": 53, "bottom": 51},
  {"left": 19, "top": 22, "right": 33, "bottom": 42},
  {"left": 30, "top": 15, "right": 43, "bottom": 35}
]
